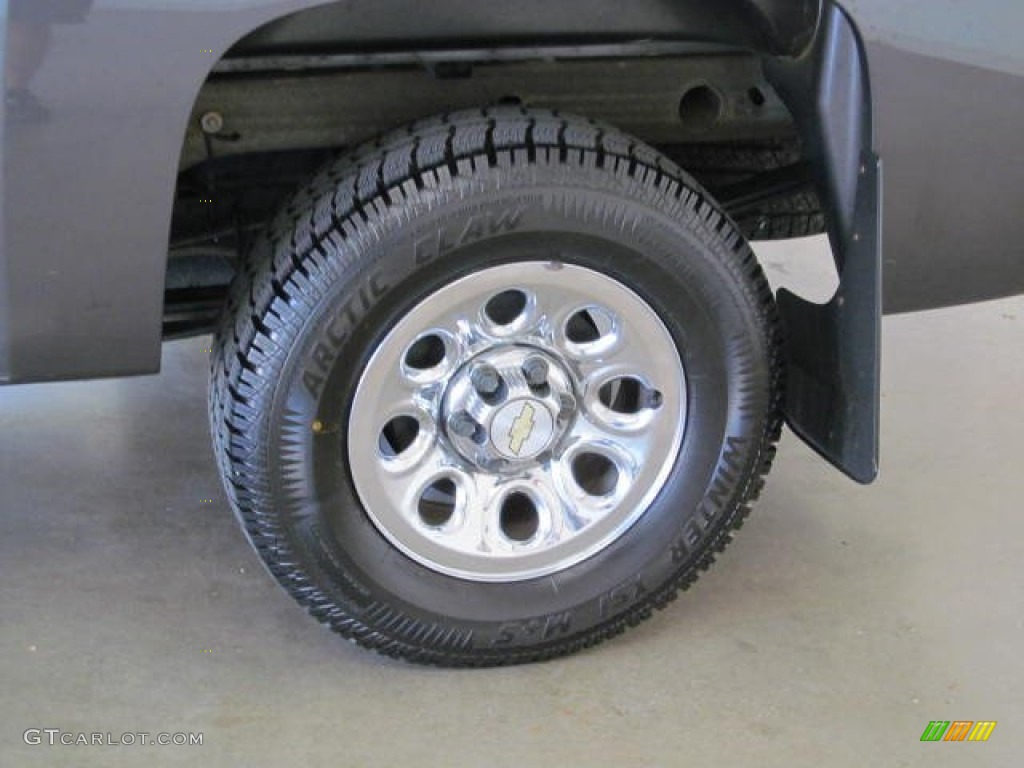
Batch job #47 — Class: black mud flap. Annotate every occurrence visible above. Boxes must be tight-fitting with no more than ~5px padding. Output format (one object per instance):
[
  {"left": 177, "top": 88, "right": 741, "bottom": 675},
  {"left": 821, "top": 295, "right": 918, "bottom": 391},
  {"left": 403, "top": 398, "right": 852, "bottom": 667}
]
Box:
[
  {"left": 766, "top": 3, "right": 882, "bottom": 483},
  {"left": 777, "top": 154, "right": 881, "bottom": 483}
]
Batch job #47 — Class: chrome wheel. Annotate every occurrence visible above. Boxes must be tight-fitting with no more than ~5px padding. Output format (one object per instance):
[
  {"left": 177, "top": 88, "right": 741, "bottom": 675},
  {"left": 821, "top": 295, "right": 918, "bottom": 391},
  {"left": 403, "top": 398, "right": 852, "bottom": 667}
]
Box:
[{"left": 348, "top": 262, "right": 687, "bottom": 582}]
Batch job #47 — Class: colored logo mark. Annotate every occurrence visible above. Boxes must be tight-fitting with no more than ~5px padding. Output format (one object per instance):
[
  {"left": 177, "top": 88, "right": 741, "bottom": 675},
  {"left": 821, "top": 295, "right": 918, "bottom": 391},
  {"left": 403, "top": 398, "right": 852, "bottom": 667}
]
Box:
[
  {"left": 507, "top": 402, "right": 536, "bottom": 456},
  {"left": 920, "top": 721, "right": 996, "bottom": 742}
]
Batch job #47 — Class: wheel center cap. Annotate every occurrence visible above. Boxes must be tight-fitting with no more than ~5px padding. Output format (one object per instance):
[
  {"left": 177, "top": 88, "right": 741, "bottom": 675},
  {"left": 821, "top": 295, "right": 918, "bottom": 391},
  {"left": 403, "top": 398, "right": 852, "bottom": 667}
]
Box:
[
  {"left": 442, "top": 345, "right": 575, "bottom": 471},
  {"left": 491, "top": 398, "right": 555, "bottom": 460}
]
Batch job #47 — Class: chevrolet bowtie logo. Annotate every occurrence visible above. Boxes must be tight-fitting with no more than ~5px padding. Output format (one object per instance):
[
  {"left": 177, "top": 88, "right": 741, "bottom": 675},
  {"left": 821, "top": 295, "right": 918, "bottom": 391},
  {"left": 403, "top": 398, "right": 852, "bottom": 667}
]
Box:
[{"left": 507, "top": 402, "right": 537, "bottom": 456}]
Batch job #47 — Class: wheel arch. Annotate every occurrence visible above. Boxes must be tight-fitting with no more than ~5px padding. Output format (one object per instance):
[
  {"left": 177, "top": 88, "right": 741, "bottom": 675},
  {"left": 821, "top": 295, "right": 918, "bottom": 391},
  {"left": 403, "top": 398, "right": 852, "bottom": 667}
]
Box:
[{"left": 181, "top": 0, "right": 879, "bottom": 482}]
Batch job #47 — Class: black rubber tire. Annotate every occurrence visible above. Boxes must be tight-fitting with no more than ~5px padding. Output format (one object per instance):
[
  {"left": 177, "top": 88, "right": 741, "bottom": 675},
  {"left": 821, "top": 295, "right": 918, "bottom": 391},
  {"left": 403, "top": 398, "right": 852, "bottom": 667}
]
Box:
[
  {"left": 665, "top": 142, "right": 826, "bottom": 240},
  {"left": 209, "top": 107, "right": 783, "bottom": 666}
]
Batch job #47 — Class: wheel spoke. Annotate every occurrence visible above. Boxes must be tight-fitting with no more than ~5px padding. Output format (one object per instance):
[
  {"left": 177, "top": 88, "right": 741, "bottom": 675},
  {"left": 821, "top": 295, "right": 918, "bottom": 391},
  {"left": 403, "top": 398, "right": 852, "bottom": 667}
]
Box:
[
  {"left": 432, "top": 472, "right": 498, "bottom": 554},
  {"left": 531, "top": 465, "right": 594, "bottom": 536},
  {"left": 387, "top": 436, "right": 446, "bottom": 491}
]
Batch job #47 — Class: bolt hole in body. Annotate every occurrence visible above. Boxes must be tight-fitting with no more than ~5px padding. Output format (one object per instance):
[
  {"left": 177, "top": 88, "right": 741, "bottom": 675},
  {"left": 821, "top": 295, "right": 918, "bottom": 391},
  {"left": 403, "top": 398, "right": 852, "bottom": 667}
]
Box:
[
  {"left": 500, "top": 492, "right": 539, "bottom": 541},
  {"left": 678, "top": 83, "right": 723, "bottom": 132},
  {"left": 378, "top": 415, "right": 420, "bottom": 457},
  {"left": 419, "top": 478, "right": 458, "bottom": 527}
]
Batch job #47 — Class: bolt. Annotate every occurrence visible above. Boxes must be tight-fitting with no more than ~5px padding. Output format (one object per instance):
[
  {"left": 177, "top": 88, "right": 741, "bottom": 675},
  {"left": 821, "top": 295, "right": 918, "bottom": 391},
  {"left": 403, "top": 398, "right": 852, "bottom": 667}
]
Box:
[
  {"left": 522, "top": 357, "right": 549, "bottom": 388},
  {"left": 200, "top": 111, "right": 224, "bottom": 134},
  {"left": 448, "top": 411, "right": 479, "bottom": 439},
  {"left": 471, "top": 365, "right": 502, "bottom": 398}
]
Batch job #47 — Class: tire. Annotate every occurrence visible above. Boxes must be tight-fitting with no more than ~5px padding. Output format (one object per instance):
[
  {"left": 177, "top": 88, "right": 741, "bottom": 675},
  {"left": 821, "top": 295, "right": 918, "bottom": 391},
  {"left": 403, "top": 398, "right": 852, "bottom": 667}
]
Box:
[
  {"left": 665, "top": 142, "right": 826, "bottom": 240},
  {"left": 209, "top": 108, "right": 783, "bottom": 666}
]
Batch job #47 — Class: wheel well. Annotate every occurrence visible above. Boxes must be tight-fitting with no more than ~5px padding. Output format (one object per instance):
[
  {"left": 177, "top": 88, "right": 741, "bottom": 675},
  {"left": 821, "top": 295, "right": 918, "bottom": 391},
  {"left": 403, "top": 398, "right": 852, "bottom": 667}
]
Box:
[
  {"left": 166, "top": 48, "right": 823, "bottom": 336},
  {"left": 165, "top": 0, "right": 881, "bottom": 484},
  {"left": 161, "top": 0, "right": 830, "bottom": 337}
]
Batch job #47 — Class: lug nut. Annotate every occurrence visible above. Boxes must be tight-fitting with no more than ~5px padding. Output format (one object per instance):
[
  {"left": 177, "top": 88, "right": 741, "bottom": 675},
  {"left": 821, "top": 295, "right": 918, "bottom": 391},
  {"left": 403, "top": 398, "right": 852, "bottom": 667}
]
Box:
[
  {"left": 471, "top": 365, "right": 502, "bottom": 397},
  {"left": 522, "top": 357, "right": 549, "bottom": 388},
  {"left": 448, "top": 411, "right": 479, "bottom": 439}
]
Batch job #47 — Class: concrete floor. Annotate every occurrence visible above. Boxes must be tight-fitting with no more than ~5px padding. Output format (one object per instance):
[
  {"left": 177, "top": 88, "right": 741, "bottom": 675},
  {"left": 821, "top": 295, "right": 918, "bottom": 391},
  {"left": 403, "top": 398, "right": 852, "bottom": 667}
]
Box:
[{"left": 1, "top": 241, "right": 1022, "bottom": 766}]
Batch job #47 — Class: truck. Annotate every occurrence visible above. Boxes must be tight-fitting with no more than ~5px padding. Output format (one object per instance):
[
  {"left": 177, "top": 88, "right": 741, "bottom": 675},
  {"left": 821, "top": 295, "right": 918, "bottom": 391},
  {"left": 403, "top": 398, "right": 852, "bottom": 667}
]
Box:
[{"left": 2, "top": 0, "right": 1021, "bottom": 665}]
